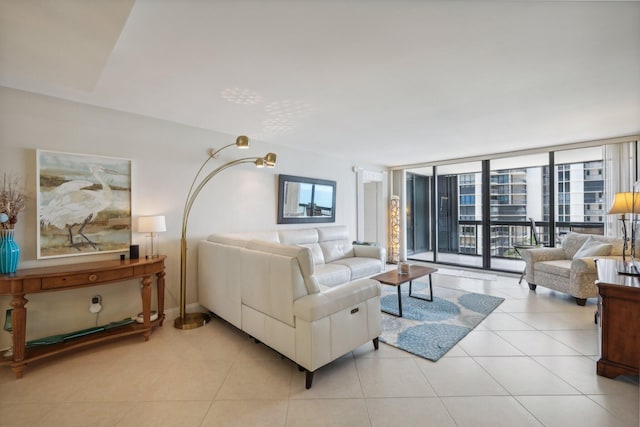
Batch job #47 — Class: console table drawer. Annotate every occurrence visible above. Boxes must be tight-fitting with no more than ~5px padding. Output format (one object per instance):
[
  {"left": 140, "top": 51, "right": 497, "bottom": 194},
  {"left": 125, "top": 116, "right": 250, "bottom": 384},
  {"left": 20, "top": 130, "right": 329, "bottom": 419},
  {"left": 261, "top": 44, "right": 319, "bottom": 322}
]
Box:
[{"left": 42, "top": 268, "right": 134, "bottom": 289}]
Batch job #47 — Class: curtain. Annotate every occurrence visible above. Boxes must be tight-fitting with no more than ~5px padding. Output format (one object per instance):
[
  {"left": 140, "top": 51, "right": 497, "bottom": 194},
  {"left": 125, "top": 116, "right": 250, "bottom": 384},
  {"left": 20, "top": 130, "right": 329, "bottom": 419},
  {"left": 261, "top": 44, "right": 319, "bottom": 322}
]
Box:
[{"left": 604, "top": 141, "right": 637, "bottom": 237}]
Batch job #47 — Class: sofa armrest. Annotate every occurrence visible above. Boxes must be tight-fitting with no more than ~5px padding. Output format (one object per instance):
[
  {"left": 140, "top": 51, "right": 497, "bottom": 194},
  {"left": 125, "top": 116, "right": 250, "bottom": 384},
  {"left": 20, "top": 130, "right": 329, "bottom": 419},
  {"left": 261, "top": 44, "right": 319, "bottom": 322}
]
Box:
[
  {"left": 571, "top": 257, "right": 598, "bottom": 274},
  {"left": 521, "top": 247, "right": 566, "bottom": 284},
  {"left": 521, "top": 247, "right": 566, "bottom": 264},
  {"left": 293, "top": 278, "right": 381, "bottom": 322},
  {"left": 353, "top": 245, "right": 386, "bottom": 263}
]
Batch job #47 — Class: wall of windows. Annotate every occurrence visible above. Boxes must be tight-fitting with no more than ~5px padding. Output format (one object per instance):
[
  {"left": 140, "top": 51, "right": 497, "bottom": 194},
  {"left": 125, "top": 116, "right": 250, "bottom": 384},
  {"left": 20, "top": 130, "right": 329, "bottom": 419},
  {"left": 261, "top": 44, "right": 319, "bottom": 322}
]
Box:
[{"left": 403, "top": 143, "right": 619, "bottom": 272}]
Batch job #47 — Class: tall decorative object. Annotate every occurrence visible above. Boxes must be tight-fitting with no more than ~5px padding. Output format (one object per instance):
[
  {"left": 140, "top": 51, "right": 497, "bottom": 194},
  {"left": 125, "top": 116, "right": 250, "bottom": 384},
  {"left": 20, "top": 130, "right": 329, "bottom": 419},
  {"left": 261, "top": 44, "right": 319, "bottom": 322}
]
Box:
[
  {"left": 389, "top": 195, "right": 400, "bottom": 264},
  {"left": 175, "top": 135, "right": 277, "bottom": 330},
  {"left": 138, "top": 215, "right": 166, "bottom": 258},
  {"left": 0, "top": 229, "right": 20, "bottom": 274},
  {"left": 608, "top": 191, "right": 640, "bottom": 274}
]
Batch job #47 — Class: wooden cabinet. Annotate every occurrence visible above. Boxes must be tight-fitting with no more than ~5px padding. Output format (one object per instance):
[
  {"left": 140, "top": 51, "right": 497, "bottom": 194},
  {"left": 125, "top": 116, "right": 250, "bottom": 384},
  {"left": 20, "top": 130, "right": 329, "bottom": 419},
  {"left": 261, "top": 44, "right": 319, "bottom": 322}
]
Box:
[
  {"left": 0, "top": 256, "right": 166, "bottom": 378},
  {"left": 595, "top": 259, "right": 640, "bottom": 378}
]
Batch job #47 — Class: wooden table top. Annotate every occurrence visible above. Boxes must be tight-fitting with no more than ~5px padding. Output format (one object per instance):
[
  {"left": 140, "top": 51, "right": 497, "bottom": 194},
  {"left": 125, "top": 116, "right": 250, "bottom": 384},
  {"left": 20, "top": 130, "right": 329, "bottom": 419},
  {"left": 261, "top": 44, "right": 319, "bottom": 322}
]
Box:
[{"left": 370, "top": 265, "right": 437, "bottom": 286}]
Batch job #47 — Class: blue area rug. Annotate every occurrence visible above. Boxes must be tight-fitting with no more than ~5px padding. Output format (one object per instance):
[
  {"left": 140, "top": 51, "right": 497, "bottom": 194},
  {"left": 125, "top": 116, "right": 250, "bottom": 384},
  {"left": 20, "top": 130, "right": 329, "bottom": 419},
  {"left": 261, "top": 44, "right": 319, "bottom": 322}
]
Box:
[{"left": 379, "top": 282, "right": 504, "bottom": 361}]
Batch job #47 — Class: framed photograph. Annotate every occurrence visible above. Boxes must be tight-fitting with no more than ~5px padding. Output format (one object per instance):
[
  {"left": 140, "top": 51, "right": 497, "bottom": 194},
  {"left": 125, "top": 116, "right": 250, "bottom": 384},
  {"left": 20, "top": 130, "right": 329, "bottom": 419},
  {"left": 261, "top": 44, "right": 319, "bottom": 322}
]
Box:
[{"left": 37, "top": 150, "right": 132, "bottom": 259}]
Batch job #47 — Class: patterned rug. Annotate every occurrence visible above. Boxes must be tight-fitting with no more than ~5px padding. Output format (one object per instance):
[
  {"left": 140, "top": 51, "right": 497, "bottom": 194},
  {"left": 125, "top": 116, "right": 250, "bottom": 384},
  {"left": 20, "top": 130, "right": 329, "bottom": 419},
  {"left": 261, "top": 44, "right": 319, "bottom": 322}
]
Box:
[{"left": 379, "top": 282, "right": 504, "bottom": 361}]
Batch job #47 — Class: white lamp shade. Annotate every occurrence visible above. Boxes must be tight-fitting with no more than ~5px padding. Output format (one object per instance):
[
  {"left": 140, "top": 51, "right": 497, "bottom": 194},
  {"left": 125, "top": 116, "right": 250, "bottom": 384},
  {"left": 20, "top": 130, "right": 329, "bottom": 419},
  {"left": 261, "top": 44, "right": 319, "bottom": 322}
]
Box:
[{"left": 137, "top": 215, "right": 166, "bottom": 233}]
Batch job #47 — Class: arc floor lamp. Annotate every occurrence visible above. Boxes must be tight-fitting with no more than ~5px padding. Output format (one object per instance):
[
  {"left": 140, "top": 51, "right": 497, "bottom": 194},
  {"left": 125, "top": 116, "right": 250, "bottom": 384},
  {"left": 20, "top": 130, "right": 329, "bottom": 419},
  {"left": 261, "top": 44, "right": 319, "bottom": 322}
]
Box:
[{"left": 175, "top": 135, "right": 277, "bottom": 330}]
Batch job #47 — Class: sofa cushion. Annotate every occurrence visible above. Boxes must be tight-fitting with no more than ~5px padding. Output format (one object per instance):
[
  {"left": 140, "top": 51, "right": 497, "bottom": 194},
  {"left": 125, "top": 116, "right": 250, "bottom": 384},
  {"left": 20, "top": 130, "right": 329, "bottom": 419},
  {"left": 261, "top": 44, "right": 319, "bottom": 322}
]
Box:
[
  {"left": 331, "top": 257, "right": 382, "bottom": 280},
  {"left": 572, "top": 236, "right": 612, "bottom": 259},
  {"left": 562, "top": 232, "right": 619, "bottom": 259},
  {"left": 320, "top": 240, "right": 355, "bottom": 263},
  {"left": 317, "top": 226, "right": 355, "bottom": 262},
  {"left": 562, "top": 233, "right": 592, "bottom": 259},
  {"left": 314, "top": 263, "right": 352, "bottom": 287},
  {"left": 535, "top": 260, "right": 572, "bottom": 279},
  {"left": 279, "top": 228, "right": 326, "bottom": 264},
  {"left": 246, "top": 240, "right": 320, "bottom": 295},
  {"left": 279, "top": 228, "right": 319, "bottom": 245}
]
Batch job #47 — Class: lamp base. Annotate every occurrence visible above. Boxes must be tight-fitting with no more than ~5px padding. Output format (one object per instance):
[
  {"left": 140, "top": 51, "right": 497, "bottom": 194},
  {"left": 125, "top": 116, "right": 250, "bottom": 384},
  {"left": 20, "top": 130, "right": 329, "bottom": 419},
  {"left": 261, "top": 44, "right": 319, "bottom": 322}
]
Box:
[
  {"left": 173, "top": 312, "right": 211, "bottom": 330},
  {"left": 617, "top": 260, "right": 640, "bottom": 276}
]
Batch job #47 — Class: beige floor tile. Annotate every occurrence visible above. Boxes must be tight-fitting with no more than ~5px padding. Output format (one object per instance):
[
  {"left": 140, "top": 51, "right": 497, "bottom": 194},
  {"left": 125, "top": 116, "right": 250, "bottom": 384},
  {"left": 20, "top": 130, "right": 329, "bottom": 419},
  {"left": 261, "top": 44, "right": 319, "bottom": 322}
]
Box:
[
  {"left": 200, "top": 399, "right": 288, "bottom": 427},
  {"left": 145, "top": 358, "right": 234, "bottom": 401},
  {"left": 457, "top": 330, "right": 524, "bottom": 356},
  {"left": 352, "top": 341, "right": 412, "bottom": 359},
  {"left": 440, "top": 342, "right": 468, "bottom": 357},
  {"left": 495, "top": 330, "right": 581, "bottom": 356},
  {"left": 517, "top": 395, "right": 637, "bottom": 427},
  {"left": 441, "top": 396, "right": 543, "bottom": 427},
  {"left": 416, "top": 357, "right": 509, "bottom": 396},
  {"left": 533, "top": 355, "right": 640, "bottom": 395},
  {"left": 0, "top": 356, "right": 99, "bottom": 403},
  {"left": 290, "top": 356, "right": 363, "bottom": 398},
  {"left": 33, "top": 402, "right": 132, "bottom": 427},
  {"left": 286, "top": 398, "right": 370, "bottom": 427},
  {"left": 115, "top": 401, "right": 211, "bottom": 427},
  {"left": 0, "top": 402, "right": 56, "bottom": 426},
  {"left": 479, "top": 312, "right": 536, "bottom": 331},
  {"left": 542, "top": 329, "right": 599, "bottom": 355},
  {"left": 216, "top": 359, "right": 294, "bottom": 400},
  {"left": 366, "top": 397, "right": 457, "bottom": 427},
  {"left": 510, "top": 311, "right": 596, "bottom": 330},
  {"left": 355, "top": 358, "right": 435, "bottom": 398},
  {"left": 589, "top": 392, "right": 640, "bottom": 427},
  {"left": 68, "top": 357, "right": 167, "bottom": 402},
  {"left": 474, "top": 356, "right": 580, "bottom": 395}
]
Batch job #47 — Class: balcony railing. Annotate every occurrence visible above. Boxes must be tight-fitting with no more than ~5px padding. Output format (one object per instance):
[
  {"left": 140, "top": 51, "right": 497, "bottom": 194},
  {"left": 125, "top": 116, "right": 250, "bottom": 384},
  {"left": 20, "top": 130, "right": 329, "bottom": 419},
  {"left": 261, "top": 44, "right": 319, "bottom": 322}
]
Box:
[{"left": 454, "top": 220, "right": 605, "bottom": 259}]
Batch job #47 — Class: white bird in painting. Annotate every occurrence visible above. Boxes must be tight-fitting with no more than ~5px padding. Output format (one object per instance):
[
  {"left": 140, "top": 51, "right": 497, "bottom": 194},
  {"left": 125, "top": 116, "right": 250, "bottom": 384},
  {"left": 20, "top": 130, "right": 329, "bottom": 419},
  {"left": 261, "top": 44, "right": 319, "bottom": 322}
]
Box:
[{"left": 40, "top": 165, "right": 116, "bottom": 250}]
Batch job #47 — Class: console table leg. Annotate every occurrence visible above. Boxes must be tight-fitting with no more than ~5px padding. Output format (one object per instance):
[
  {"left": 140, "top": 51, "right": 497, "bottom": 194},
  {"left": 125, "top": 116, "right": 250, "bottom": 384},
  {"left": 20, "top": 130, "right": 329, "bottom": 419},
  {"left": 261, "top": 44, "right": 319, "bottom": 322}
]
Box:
[
  {"left": 11, "top": 363, "right": 25, "bottom": 379},
  {"left": 10, "top": 294, "right": 27, "bottom": 367},
  {"left": 156, "top": 270, "right": 166, "bottom": 326},
  {"left": 140, "top": 276, "right": 152, "bottom": 341}
]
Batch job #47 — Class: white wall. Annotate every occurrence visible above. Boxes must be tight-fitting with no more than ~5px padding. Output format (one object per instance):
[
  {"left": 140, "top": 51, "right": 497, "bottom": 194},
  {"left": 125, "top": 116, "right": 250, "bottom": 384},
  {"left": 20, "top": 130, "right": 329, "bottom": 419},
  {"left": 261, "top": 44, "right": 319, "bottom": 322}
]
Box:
[{"left": 0, "top": 87, "right": 383, "bottom": 347}]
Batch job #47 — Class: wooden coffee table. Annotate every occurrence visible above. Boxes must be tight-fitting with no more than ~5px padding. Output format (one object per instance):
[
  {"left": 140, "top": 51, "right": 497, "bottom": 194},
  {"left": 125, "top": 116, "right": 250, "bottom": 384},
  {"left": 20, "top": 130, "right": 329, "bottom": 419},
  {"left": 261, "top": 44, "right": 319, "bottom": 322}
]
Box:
[{"left": 371, "top": 265, "right": 437, "bottom": 317}]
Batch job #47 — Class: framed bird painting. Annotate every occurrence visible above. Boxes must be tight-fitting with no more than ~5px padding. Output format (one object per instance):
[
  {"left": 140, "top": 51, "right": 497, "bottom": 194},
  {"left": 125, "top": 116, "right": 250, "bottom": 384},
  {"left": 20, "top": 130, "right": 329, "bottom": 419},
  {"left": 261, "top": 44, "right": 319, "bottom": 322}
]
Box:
[{"left": 36, "top": 150, "right": 132, "bottom": 259}]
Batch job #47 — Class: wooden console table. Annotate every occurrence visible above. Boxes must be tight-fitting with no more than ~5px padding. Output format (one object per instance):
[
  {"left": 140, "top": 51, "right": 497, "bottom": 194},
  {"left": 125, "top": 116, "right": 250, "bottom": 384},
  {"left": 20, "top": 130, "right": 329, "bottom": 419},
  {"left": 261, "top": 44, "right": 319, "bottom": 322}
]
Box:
[
  {"left": 595, "top": 258, "right": 639, "bottom": 378},
  {"left": 0, "top": 256, "right": 166, "bottom": 378}
]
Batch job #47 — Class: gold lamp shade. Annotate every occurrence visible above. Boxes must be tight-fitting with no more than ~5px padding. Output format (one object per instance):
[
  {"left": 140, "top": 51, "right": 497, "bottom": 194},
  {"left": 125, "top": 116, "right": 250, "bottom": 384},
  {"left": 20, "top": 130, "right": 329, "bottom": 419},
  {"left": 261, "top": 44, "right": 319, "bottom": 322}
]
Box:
[{"left": 608, "top": 192, "right": 640, "bottom": 214}]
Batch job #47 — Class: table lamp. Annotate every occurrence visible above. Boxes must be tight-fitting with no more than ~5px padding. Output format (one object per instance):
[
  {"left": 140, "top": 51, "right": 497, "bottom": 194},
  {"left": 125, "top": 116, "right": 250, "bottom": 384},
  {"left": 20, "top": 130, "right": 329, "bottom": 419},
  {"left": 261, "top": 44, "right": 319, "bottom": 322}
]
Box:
[{"left": 138, "top": 215, "right": 166, "bottom": 258}]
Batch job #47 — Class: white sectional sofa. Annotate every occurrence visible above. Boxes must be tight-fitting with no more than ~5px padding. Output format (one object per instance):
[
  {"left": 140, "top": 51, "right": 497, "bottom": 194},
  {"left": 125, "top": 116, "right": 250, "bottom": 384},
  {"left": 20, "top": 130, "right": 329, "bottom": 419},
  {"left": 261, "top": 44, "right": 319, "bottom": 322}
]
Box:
[{"left": 198, "top": 225, "right": 385, "bottom": 388}]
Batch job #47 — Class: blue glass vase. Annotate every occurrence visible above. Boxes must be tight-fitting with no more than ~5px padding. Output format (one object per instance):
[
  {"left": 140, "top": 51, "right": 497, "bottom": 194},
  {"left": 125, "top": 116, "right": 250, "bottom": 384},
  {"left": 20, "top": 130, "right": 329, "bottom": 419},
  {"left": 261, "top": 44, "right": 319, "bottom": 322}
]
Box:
[{"left": 0, "top": 229, "right": 20, "bottom": 274}]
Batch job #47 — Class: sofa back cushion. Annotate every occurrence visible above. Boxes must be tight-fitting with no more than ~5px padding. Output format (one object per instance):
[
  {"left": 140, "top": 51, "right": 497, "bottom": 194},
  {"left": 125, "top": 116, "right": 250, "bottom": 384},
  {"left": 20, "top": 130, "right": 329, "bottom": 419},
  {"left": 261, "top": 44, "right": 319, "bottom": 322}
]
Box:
[
  {"left": 572, "top": 236, "right": 612, "bottom": 259},
  {"left": 208, "top": 231, "right": 280, "bottom": 247},
  {"left": 246, "top": 240, "right": 320, "bottom": 295},
  {"left": 318, "top": 225, "right": 354, "bottom": 262},
  {"left": 278, "top": 228, "right": 325, "bottom": 265},
  {"left": 562, "top": 232, "right": 620, "bottom": 259}
]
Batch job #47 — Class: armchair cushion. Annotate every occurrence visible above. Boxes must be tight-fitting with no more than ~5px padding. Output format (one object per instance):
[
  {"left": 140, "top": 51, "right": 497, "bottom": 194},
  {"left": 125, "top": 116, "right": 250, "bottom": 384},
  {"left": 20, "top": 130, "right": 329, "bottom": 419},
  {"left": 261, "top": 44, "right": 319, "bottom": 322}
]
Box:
[{"left": 572, "top": 236, "right": 612, "bottom": 259}]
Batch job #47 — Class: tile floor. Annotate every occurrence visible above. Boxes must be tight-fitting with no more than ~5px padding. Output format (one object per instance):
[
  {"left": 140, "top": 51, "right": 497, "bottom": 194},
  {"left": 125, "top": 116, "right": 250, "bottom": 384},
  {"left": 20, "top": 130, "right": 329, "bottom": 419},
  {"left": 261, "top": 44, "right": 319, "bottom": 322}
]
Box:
[{"left": 0, "top": 267, "right": 638, "bottom": 426}]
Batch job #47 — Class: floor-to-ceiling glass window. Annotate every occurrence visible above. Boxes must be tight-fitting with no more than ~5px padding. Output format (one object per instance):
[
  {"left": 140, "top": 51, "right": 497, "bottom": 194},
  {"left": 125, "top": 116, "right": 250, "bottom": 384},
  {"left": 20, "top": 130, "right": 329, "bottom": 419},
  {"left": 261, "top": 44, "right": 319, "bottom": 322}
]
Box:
[
  {"left": 435, "top": 162, "right": 483, "bottom": 267},
  {"left": 554, "top": 147, "right": 605, "bottom": 239},
  {"left": 406, "top": 169, "right": 433, "bottom": 261},
  {"left": 401, "top": 140, "right": 635, "bottom": 272},
  {"left": 488, "top": 154, "right": 550, "bottom": 272}
]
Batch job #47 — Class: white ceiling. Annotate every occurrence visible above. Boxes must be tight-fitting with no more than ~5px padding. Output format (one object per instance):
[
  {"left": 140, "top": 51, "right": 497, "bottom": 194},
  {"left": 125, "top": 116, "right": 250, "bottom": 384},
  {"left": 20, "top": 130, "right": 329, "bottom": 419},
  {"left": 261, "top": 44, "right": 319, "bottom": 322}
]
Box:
[{"left": 1, "top": 0, "right": 639, "bottom": 167}]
